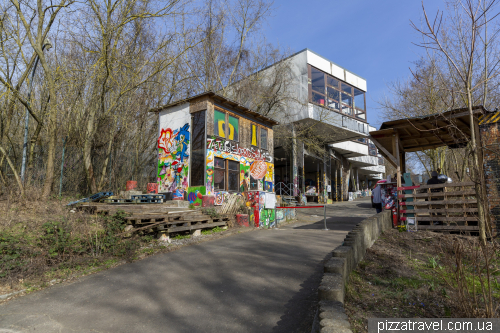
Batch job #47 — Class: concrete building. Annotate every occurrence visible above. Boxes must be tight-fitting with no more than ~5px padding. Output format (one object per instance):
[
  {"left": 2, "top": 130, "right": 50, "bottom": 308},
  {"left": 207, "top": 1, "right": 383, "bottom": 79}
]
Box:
[{"left": 257, "top": 48, "right": 385, "bottom": 202}]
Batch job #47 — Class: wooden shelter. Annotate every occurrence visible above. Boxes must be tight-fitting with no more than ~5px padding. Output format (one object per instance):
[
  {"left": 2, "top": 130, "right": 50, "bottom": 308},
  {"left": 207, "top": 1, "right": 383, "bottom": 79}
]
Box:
[{"left": 368, "top": 106, "right": 491, "bottom": 232}]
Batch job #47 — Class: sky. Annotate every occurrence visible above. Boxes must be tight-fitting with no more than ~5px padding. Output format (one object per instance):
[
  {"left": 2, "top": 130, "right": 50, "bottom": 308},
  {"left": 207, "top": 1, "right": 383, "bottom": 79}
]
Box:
[{"left": 263, "top": 0, "right": 443, "bottom": 129}]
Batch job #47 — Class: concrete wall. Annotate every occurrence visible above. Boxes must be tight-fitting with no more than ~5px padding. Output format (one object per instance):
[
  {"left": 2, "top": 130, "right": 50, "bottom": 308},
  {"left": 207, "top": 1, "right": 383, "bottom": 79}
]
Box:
[{"left": 313, "top": 210, "right": 392, "bottom": 333}]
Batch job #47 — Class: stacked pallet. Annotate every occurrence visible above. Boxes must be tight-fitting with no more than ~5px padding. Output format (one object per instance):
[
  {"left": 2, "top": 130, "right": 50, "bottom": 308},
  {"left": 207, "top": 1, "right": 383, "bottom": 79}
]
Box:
[{"left": 118, "top": 210, "right": 231, "bottom": 236}]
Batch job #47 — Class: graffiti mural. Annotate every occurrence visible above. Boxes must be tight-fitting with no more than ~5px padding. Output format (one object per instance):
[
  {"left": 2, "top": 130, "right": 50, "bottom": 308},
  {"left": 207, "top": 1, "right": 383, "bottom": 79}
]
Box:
[
  {"left": 240, "top": 164, "right": 250, "bottom": 192},
  {"left": 207, "top": 138, "right": 272, "bottom": 163},
  {"left": 187, "top": 186, "right": 205, "bottom": 206},
  {"left": 206, "top": 150, "right": 214, "bottom": 195},
  {"left": 250, "top": 160, "right": 267, "bottom": 179},
  {"left": 264, "top": 181, "right": 273, "bottom": 192},
  {"left": 265, "top": 163, "right": 274, "bottom": 182},
  {"left": 172, "top": 188, "right": 185, "bottom": 200},
  {"left": 157, "top": 123, "right": 190, "bottom": 193},
  {"left": 215, "top": 192, "right": 225, "bottom": 205}
]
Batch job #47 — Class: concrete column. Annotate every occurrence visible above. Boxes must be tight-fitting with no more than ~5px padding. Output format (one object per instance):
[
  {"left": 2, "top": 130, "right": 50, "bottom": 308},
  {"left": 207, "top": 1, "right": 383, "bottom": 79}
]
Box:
[
  {"left": 302, "top": 142, "right": 305, "bottom": 194},
  {"left": 292, "top": 126, "right": 298, "bottom": 196},
  {"left": 317, "top": 162, "right": 320, "bottom": 203},
  {"left": 356, "top": 168, "right": 360, "bottom": 192}
]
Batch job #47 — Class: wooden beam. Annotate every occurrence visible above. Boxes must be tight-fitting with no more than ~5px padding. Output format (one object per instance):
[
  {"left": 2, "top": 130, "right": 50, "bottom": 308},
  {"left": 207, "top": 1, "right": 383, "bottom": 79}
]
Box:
[{"left": 368, "top": 134, "right": 398, "bottom": 168}]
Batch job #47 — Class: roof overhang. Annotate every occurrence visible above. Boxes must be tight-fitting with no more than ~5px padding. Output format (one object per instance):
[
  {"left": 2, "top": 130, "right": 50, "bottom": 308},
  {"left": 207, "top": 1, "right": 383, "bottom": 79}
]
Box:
[{"left": 369, "top": 106, "right": 489, "bottom": 168}]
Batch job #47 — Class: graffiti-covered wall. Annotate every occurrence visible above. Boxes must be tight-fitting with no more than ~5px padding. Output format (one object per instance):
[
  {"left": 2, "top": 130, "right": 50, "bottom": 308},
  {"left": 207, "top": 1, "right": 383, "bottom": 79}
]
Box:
[
  {"left": 157, "top": 103, "right": 191, "bottom": 193},
  {"left": 205, "top": 137, "right": 274, "bottom": 195}
]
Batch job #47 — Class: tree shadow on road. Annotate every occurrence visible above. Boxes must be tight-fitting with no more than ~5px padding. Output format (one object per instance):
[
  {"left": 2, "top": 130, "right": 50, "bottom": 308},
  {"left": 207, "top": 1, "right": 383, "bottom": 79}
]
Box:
[{"left": 271, "top": 252, "right": 332, "bottom": 333}]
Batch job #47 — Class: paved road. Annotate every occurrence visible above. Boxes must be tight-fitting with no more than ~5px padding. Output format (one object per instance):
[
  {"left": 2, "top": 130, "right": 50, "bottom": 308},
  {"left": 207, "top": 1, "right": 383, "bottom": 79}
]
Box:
[{"left": 0, "top": 198, "right": 375, "bottom": 333}]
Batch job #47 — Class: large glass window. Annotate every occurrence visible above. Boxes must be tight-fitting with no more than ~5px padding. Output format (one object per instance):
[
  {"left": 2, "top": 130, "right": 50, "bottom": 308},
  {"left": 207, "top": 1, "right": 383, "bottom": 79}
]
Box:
[
  {"left": 228, "top": 160, "right": 239, "bottom": 191},
  {"left": 354, "top": 88, "right": 365, "bottom": 111},
  {"left": 327, "top": 87, "right": 340, "bottom": 110},
  {"left": 308, "top": 65, "right": 367, "bottom": 122},
  {"left": 228, "top": 115, "right": 239, "bottom": 141},
  {"left": 341, "top": 82, "right": 352, "bottom": 95},
  {"left": 214, "top": 110, "right": 226, "bottom": 138},
  {"left": 190, "top": 111, "right": 205, "bottom": 186},
  {"left": 311, "top": 67, "right": 325, "bottom": 94},
  {"left": 214, "top": 157, "right": 225, "bottom": 190},
  {"left": 260, "top": 128, "right": 268, "bottom": 150}
]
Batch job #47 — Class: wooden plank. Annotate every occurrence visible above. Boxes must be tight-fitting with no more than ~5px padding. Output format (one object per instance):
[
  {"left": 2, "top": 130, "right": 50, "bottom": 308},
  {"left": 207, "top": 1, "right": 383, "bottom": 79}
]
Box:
[
  {"left": 401, "top": 208, "right": 478, "bottom": 214},
  {"left": 416, "top": 216, "right": 478, "bottom": 221},
  {"left": 167, "top": 221, "right": 226, "bottom": 233},
  {"left": 418, "top": 225, "right": 479, "bottom": 231},
  {"left": 399, "top": 190, "right": 476, "bottom": 198},
  {"left": 397, "top": 185, "right": 421, "bottom": 191},
  {"left": 418, "top": 182, "right": 475, "bottom": 189},
  {"left": 401, "top": 199, "right": 477, "bottom": 206}
]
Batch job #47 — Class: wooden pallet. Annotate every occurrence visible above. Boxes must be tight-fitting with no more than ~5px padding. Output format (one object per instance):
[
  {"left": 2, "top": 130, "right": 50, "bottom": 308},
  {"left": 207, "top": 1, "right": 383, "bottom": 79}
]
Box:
[{"left": 116, "top": 210, "right": 226, "bottom": 236}]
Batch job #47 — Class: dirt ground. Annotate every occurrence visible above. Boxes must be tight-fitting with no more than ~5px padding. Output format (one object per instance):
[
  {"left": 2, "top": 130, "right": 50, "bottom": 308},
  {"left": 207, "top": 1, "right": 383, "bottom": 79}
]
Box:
[{"left": 344, "top": 229, "right": 472, "bottom": 333}]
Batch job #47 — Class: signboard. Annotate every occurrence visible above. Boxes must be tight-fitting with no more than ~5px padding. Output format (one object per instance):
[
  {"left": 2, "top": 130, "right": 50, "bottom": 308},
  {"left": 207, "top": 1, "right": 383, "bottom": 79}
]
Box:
[
  {"left": 327, "top": 185, "right": 331, "bottom": 193},
  {"left": 250, "top": 161, "right": 267, "bottom": 179}
]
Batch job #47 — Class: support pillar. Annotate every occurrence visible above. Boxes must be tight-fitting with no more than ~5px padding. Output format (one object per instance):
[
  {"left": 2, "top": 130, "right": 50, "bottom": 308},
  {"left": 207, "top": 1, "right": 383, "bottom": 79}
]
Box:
[
  {"left": 292, "top": 126, "right": 299, "bottom": 196},
  {"left": 317, "top": 162, "right": 320, "bottom": 203},
  {"left": 302, "top": 142, "right": 305, "bottom": 194}
]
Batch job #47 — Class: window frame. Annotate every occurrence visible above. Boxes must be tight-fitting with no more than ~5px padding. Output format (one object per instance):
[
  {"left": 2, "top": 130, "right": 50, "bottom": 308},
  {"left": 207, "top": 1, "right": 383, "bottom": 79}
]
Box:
[
  {"left": 214, "top": 106, "right": 240, "bottom": 142},
  {"left": 227, "top": 160, "right": 240, "bottom": 192},
  {"left": 213, "top": 157, "right": 226, "bottom": 191},
  {"left": 308, "top": 64, "right": 367, "bottom": 123}
]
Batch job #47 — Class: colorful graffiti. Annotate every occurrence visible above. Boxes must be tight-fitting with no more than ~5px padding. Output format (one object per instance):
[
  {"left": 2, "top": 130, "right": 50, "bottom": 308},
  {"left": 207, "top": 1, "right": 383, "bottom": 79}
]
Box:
[
  {"left": 250, "top": 160, "right": 268, "bottom": 180},
  {"left": 206, "top": 150, "right": 214, "bottom": 195},
  {"left": 215, "top": 192, "right": 225, "bottom": 205},
  {"left": 172, "top": 188, "right": 185, "bottom": 200},
  {"left": 207, "top": 138, "right": 272, "bottom": 163},
  {"left": 187, "top": 186, "right": 205, "bottom": 206},
  {"left": 240, "top": 164, "right": 250, "bottom": 192},
  {"left": 261, "top": 209, "right": 275, "bottom": 228},
  {"left": 251, "top": 124, "right": 257, "bottom": 146},
  {"left": 265, "top": 163, "right": 274, "bottom": 182},
  {"left": 264, "top": 181, "right": 273, "bottom": 192},
  {"left": 157, "top": 123, "right": 190, "bottom": 193}
]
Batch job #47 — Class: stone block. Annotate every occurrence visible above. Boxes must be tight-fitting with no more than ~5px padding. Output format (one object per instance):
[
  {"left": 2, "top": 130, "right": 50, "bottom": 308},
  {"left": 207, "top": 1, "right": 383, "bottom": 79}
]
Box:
[
  {"left": 192, "top": 230, "right": 201, "bottom": 237},
  {"left": 318, "top": 273, "right": 344, "bottom": 303}
]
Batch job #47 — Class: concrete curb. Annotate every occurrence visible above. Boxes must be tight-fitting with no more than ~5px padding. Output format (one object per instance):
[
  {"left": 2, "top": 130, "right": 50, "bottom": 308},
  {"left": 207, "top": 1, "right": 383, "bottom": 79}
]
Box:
[{"left": 313, "top": 210, "right": 392, "bottom": 333}]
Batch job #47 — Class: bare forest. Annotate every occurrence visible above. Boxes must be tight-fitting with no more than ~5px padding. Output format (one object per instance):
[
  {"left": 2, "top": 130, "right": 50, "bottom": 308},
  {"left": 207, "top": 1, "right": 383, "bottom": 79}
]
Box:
[{"left": 0, "top": 0, "right": 297, "bottom": 199}]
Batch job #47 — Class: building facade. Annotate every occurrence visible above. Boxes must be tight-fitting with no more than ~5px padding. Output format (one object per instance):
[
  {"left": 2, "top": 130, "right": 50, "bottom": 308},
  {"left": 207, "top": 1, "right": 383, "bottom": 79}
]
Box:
[
  {"left": 258, "top": 49, "right": 385, "bottom": 202},
  {"left": 152, "top": 92, "right": 279, "bottom": 227}
]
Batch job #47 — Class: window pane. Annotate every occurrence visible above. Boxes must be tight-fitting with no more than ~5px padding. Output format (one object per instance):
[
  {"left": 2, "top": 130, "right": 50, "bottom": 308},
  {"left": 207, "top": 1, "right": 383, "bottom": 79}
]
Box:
[
  {"left": 326, "top": 87, "right": 340, "bottom": 110},
  {"left": 190, "top": 111, "right": 206, "bottom": 186},
  {"left": 214, "top": 157, "right": 225, "bottom": 169},
  {"left": 341, "top": 93, "right": 352, "bottom": 107},
  {"left": 311, "top": 67, "right": 325, "bottom": 94},
  {"left": 228, "top": 160, "right": 239, "bottom": 171},
  {"left": 341, "top": 82, "right": 352, "bottom": 95},
  {"left": 250, "top": 175, "right": 258, "bottom": 190},
  {"left": 260, "top": 128, "right": 268, "bottom": 150},
  {"left": 214, "top": 169, "right": 225, "bottom": 190},
  {"left": 251, "top": 124, "right": 258, "bottom": 146},
  {"left": 342, "top": 104, "right": 352, "bottom": 116},
  {"left": 228, "top": 171, "right": 239, "bottom": 191},
  {"left": 354, "top": 88, "right": 365, "bottom": 111},
  {"left": 312, "top": 91, "right": 326, "bottom": 106},
  {"left": 327, "top": 76, "right": 339, "bottom": 88},
  {"left": 214, "top": 110, "right": 226, "bottom": 138},
  {"left": 228, "top": 115, "right": 239, "bottom": 141},
  {"left": 190, "top": 150, "right": 205, "bottom": 186}
]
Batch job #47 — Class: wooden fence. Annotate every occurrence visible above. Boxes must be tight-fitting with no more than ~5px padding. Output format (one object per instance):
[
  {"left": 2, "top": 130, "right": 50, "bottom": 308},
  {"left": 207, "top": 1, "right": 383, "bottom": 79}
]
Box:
[{"left": 399, "top": 181, "right": 478, "bottom": 232}]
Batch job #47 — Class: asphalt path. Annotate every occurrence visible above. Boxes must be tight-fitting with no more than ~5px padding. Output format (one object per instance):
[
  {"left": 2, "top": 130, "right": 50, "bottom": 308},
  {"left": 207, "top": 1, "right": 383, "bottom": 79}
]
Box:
[{"left": 0, "top": 198, "right": 375, "bottom": 333}]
